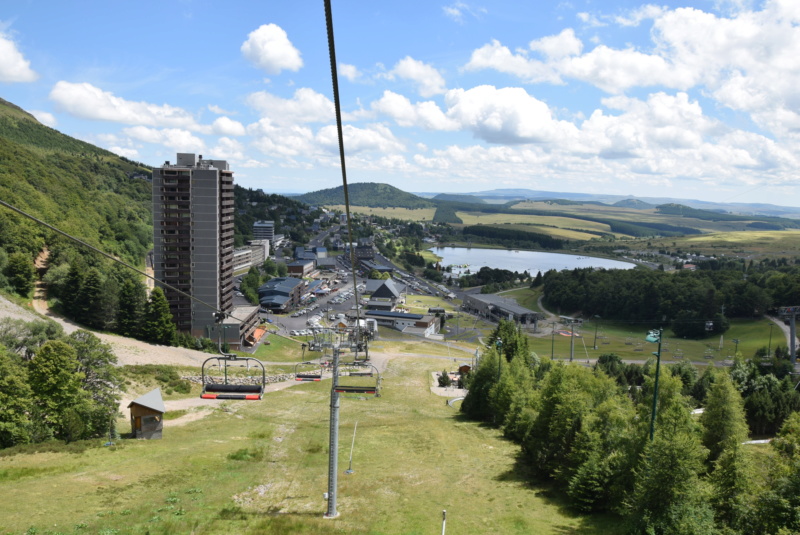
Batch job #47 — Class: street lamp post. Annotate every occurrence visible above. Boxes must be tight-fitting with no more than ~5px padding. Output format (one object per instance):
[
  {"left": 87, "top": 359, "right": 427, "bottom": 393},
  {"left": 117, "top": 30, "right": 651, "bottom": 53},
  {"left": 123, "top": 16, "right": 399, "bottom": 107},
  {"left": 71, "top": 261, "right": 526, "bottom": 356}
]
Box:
[
  {"left": 645, "top": 328, "right": 663, "bottom": 442},
  {"left": 551, "top": 321, "right": 557, "bottom": 359},
  {"left": 768, "top": 323, "right": 775, "bottom": 358},
  {"left": 592, "top": 315, "right": 601, "bottom": 350},
  {"left": 569, "top": 319, "right": 575, "bottom": 362},
  {"left": 496, "top": 338, "right": 503, "bottom": 379},
  {"left": 732, "top": 338, "right": 740, "bottom": 356}
]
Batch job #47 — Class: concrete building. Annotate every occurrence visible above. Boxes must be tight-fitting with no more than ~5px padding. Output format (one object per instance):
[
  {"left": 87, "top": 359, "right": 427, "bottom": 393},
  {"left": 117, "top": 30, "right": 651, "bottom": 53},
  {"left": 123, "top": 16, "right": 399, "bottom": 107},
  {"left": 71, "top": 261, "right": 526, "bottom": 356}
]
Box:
[
  {"left": 152, "top": 153, "right": 257, "bottom": 346},
  {"left": 258, "top": 277, "right": 305, "bottom": 313},
  {"left": 461, "top": 293, "right": 539, "bottom": 328},
  {"left": 253, "top": 220, "right": 275, "bottom": 243}
]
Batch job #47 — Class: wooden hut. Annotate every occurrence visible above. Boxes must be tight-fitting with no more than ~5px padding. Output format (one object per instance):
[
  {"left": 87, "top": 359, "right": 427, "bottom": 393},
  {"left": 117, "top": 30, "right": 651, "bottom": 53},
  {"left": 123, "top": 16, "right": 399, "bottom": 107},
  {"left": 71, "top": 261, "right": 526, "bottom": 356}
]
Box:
[{"left": 128, "top": 388, "right": 166, "bottom": 439}]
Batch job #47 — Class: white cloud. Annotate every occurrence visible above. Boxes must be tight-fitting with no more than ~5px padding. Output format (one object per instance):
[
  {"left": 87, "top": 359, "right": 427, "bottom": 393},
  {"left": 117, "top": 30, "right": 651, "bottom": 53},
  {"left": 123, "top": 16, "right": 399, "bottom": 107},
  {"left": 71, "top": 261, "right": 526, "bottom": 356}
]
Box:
[
  {"left": 248, "top": 117, "right": 316, "bottom": 158},
  {"left": 577, "top": 12, "right": 606, "bottom": 27},
  {"left": 0, "top": 31, "right": 37, "bottom": 82},
  {"left": 463, "top": 40, "right": 562, "bottom": 84},
  {"left": 246, "top": 88, "right": 333, "bottom": 125},
  {"left": 212, "top": 116, "right": 246, "bottom": 136},
  {"left": 560, "top": 45, "right": 687, "bottom": 93},
  {"left": 211, "top": 137, "right": 245, "bottom": 160},
  {"left": 49, "top": 81, "right": 199, "bottom": 128},
  {"left": 208, "top": 104, "right": 235, "bottom": 115},
  {"left": 241, "top": 24, "right": 302, "bottom": 74},
  {"left": 614, "top": 4, "right": 665, "bottom": 26},
  {"left": 529, "top": 28, "right": 583, "bottom": 60},
  {"left": 30, "top": 110, "right": 56, "bottom": 127},
  {"left": 109, "top": 146, "right": 140, "bottom": 159},
  {"left": 339, "top": 63, "right": 361, "bottom": 81},
  {"left": 123, "top": 126, "right": 205, "bottom": 153},
  {"left": 385, "top": 56, "right": 447, "bottom": 97},
  {"left": 443, "top": 2, "right": 486, "bottom": 23},
  {"left": 371, "top": 91, "right": 458, "bottom": 130},
  {"left": 444, "top": 85, "right": 578, "bottom": 144},
  {"left": 316, "top": 124, "right": 405, "bottom": 155}
]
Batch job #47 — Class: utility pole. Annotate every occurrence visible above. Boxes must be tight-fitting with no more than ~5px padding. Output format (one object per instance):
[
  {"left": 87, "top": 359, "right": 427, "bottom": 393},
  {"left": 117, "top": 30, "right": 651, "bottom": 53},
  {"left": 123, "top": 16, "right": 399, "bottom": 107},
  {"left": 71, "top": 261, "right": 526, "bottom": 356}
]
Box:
[{"left": 551, "top": 321, "right": 557, "bottom": 359}]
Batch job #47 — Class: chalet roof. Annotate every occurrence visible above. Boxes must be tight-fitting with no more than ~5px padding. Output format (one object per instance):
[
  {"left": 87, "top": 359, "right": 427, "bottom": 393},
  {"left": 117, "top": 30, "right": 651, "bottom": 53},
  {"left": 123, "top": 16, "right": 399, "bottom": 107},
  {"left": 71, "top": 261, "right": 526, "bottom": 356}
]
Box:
[
  {"left": 373, "top": 279, "right": 401, "bottom": 299},
  {"left": 127, "top": 387, "right": 166, "bottom": 413}
]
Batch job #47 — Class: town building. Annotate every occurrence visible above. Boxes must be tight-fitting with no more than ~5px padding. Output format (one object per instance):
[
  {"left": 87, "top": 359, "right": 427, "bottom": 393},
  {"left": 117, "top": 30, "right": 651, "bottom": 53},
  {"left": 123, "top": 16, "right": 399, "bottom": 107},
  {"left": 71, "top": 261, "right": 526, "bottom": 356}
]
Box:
[
  {"left": 253, "top": 220, "right": 275, "bottom": 244},
  {"left": 461, "top": 293, "right": 539, "bottom": 328},
  {"left": 152, "top": 153, "right": 258, "bottom": 348}
]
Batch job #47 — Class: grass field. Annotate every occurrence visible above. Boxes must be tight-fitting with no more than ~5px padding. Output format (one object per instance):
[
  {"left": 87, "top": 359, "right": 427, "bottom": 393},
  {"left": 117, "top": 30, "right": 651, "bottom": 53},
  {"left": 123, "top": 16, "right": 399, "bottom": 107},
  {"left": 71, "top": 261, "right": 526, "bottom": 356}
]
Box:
[
  {"left": 509, "top": 201, "right": 769, "bottom": 235},
  {"left": 525, "top": 316, "right": 779, "bottom": 364},
  {"left": 631, "top": 230, "right": 800, "bottom": 257},
  {"left": 327, "top": 204, "right": 437, "bottom": 222},
  {"left": 0, "top": 355, "right": 619, "bottom": 535}
]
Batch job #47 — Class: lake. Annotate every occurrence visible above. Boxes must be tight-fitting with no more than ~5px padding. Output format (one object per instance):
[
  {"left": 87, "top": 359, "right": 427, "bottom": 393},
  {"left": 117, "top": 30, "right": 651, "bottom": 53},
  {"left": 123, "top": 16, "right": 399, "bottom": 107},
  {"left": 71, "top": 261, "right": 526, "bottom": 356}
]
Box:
[{"left": 432, "top": 247, "right": 635, "bottom": 275}]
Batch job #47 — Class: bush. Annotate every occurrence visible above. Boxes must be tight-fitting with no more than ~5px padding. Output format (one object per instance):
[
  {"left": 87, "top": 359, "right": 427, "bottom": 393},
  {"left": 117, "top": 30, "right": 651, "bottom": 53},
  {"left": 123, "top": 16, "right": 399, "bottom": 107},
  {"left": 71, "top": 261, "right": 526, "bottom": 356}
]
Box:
[{"left": 438, "top": 369, "right": 452, "bottom": 387}]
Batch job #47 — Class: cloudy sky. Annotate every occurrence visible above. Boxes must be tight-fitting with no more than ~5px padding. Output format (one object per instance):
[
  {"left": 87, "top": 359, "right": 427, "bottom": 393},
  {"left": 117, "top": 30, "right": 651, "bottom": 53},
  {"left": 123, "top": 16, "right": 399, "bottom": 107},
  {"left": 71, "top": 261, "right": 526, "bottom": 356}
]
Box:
[{"left": 2, "top": 0, "right": 800, "bottom": 206}]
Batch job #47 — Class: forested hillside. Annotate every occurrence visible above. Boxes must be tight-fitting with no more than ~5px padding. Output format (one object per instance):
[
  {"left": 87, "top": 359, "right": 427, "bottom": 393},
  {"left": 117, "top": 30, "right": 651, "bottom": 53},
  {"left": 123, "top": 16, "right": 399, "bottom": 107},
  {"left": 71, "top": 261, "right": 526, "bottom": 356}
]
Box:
[{"left": 0, "top": 98, "right": 152, "bottom": 264}]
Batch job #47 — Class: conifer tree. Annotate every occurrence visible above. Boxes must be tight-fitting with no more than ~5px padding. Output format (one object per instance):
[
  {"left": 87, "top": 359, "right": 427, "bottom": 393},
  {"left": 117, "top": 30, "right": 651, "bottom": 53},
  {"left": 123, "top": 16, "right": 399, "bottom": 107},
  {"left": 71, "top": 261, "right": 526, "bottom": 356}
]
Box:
[
  {"left": 4, "top": 252, "right": 35, "bottom": 296},
  {"left": 117, "top": 278, "right": 146, "bottom": 338},
  {"left": 701, "top": 374, "right": 749, "bottom": 463},
  {"left": 142, "top": 287, "right": 176, "bottom": 346}
]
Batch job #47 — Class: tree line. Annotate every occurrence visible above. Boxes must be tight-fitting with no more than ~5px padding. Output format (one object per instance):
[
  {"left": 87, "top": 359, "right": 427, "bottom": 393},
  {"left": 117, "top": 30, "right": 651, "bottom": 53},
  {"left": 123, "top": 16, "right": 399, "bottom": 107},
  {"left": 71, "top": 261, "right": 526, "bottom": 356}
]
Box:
[
  {"left": 541, "top": 266, "right": 780, "bottom": 334},
  {"left": 0, "top": 320, "right": 122, "bottom": 448},
  {"left": 462, "top": 320, "right": 800, "bottom": 534}
]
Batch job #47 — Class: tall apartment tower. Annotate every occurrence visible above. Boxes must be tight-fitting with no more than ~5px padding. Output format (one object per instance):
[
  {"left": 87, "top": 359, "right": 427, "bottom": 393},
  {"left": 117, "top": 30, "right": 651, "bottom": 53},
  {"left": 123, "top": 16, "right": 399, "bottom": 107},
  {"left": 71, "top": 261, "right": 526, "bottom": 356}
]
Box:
[{"left": 152, "top": 153, "right": 234, "bottom": 336}]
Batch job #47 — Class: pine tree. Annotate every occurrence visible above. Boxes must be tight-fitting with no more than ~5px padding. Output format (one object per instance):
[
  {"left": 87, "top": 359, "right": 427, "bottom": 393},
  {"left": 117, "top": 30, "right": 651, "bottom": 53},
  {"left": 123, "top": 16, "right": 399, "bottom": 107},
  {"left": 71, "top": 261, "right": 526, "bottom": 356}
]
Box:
[
  {"left": 142, "top": 287, "right": 176, "bottom": 346},
  {"left": 117, "top": 278, "right": 146, "bottom": 338},
  {"left": 4, "top": 252, "right": 35, "bottom": 296},
  {"left": 76, "top": 268, "right": 104, "bottom": 329},
  {"left": 701, "top": 374, "right": 749, "bottom": 463},
  {"left": 60, "top": 262, "right": 85, "bottom": 319}
]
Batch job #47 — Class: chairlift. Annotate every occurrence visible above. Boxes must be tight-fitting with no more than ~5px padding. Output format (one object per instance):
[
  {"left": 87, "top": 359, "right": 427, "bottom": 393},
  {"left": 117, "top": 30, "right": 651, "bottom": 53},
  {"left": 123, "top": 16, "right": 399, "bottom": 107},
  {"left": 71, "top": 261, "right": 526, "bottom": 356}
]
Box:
[
  {"left": 335, "top": 362, "right": 381, "bottom": 397},
  {"left": 705, "top": 320, "right": 714, "bottom": 332},
  {"left": 295, "top": 361, "right": 323, "bottom": 381},
  {"left": 200, "top": 355, "right": 265, "bottom": 400}
]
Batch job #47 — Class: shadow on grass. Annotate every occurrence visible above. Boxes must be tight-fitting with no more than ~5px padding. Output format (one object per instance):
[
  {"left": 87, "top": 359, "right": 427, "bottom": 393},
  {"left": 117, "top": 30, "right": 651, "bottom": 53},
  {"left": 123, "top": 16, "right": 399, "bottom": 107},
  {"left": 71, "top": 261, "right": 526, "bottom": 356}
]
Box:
[
  {"left": 217, "top": 505, "right": 372, "bottom": 534},
  {"left": 496, "top": 452, "right": 621, "bottom": 535},
  {"left": 446, "top": 412, "right": 620, "bottom": 534}
]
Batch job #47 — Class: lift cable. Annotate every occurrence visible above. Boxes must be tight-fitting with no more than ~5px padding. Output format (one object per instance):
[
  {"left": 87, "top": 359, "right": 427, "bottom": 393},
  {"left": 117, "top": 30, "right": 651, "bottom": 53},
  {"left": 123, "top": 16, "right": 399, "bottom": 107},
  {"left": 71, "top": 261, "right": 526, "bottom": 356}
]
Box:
[
  {"left": 0, "top": 198, "right": 247, "bottom": 323},
  {"left": 324, "top": 0, "right": 365, "bottom": 351}
]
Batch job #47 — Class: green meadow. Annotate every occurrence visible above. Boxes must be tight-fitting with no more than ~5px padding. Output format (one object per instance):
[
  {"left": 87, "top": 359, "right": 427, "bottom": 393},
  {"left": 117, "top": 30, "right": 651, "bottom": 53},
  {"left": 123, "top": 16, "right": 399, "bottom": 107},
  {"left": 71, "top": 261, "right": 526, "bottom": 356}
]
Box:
[{"left": 0, "top": 356, "right": 619, "bottom": 535}]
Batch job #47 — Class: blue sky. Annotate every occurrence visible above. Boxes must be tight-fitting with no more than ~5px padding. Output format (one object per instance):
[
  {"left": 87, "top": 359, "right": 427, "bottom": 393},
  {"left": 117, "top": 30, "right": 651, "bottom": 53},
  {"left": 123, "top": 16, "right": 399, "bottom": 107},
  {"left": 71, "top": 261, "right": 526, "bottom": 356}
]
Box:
[{"left": 2, "top": 0, "right": 800, "bottom": 207}]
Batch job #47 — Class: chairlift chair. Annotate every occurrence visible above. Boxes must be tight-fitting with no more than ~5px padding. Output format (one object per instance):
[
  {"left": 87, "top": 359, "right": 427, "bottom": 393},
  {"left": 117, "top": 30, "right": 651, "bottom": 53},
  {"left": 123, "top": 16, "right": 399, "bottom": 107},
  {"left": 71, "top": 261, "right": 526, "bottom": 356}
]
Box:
[
  {"left": 200, "top": 355, "right": 266, "bottom": 400},
  {"left": 334, "top": 362, "right": 381, "bottom": 397},
  {"left": 295, "top": 361, "right": 323, "bottom": 381}
]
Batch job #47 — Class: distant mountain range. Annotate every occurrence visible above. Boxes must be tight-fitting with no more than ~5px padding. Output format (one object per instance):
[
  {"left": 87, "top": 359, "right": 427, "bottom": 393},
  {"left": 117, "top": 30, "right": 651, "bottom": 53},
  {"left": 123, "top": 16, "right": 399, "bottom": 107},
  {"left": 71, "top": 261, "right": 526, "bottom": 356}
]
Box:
[{"left": 414, "top": 188, "right": 800, "bottom": 218}]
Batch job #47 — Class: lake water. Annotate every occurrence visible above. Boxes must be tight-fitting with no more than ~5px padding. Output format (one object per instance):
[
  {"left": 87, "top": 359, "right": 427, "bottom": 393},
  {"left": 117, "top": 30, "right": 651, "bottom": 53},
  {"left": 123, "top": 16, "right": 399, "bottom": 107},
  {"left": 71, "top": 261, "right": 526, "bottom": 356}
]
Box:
[{"left": 432, "top": 247, "right": 635, "bottom": 275}]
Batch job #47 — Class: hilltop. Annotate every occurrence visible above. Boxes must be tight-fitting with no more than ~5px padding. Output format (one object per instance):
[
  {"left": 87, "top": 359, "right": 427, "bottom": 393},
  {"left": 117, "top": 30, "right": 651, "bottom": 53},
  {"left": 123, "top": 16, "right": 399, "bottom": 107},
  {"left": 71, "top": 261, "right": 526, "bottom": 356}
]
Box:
[{"left": 295, "top": 182, "right": 434, "bottom": 209}]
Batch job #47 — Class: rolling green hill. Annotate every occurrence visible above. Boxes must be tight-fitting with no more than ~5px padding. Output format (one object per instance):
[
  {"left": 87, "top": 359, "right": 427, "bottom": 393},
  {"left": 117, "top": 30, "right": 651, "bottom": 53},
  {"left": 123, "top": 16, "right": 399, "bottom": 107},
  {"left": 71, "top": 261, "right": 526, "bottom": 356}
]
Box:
[
  {"left": 0, "top": 98, "right": 152, "bottom": 264},
  {"left": 432, "top": 193, "right": 486, "bottom": 204},
  {"left": 295, "top": 182, "right": 435, "bottom": 209}
]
